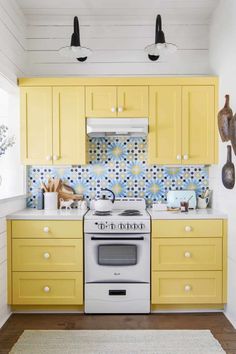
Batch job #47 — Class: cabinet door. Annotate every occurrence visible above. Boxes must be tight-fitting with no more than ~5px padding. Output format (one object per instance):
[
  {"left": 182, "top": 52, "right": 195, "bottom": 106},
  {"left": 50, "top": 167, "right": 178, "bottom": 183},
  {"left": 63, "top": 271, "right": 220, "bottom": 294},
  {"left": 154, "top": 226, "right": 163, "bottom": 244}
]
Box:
[
  {"left": 148, "top": 86, "right": 181, "bottom": 164},
  {"left": 21, "top": 87, "right": 52, "bottom": 165},
  {"left": 152, "top": 271, "right": 222, "bottom": 304},
  {"left": 53, "top": 87, "right": 87, "bottom": 165},
  {"left": 182, "top": 86, "right": 215, "bottom": 164},
  {"left": 117, "top": 86, "right": 148, "bottom": 117},
  {"left": 86, "top": 86, "right": 117, "bottom": 117}
]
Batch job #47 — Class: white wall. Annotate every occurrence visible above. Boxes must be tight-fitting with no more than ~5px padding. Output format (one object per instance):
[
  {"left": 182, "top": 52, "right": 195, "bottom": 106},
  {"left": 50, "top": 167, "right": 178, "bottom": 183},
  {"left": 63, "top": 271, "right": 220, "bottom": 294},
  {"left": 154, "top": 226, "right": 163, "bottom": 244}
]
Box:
[
  {"left": 19, "top": 0, "right": 215, "bottom": 76},
  {"left": 0, "top": 197, "right": 26, "bottom": 328},
  {"left": 0, "top": 0, "right": 26, "bottom": 328},
  {"left": 0, "top": 0, "right": 27, "bottom": 83},
  {"left": 0, "top": 86, "right": 25, "bottom": 199},
  {"left": 209, "top": 0, "right": 236, "bottom": 328}
]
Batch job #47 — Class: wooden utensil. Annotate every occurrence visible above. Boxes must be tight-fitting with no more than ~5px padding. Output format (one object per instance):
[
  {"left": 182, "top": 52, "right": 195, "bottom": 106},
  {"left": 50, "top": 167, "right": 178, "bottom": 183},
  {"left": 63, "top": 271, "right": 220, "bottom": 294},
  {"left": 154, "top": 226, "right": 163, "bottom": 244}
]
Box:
[
  {"left": 54, "top": 178, "right": 61, "bottom": 192},
  {"left": 230, "top": 113, "right": 236, "bottom": 155},
  {"left": 218, "top": 94, "right": 233, "bottom": 142},
  {"left": 58, "top": 191, "right": 83, "bottom": 201},
  {"left": 222, "top": 145, "right": 235, "bottom": 189},
  {"left": 41, "top": 182, "right": 48, "bottom": 192},
  {"left": 61, "top": 183, "right": 75, "bottom": 195}
]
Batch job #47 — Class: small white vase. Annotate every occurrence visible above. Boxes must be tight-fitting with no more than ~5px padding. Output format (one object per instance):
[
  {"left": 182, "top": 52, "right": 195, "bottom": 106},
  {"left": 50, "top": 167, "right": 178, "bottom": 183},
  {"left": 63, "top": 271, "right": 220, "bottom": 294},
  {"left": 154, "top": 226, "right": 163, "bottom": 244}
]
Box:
[
  {"left": 44, "top": 192, "right": 58, "bottom": 210},
  {"left": 197, "top": 197, "right": 209, "bottom": 209}
]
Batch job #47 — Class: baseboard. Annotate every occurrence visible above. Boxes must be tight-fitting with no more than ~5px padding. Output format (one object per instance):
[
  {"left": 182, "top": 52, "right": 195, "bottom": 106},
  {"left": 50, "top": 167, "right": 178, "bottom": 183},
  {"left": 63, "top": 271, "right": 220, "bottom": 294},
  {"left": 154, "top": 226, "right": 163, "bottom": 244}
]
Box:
[
  {"left": 0, "top": 312, "right": 11, "bottom": 329},
  {"left": 224, "top": 311, "right": 236, "bottom": 329}
]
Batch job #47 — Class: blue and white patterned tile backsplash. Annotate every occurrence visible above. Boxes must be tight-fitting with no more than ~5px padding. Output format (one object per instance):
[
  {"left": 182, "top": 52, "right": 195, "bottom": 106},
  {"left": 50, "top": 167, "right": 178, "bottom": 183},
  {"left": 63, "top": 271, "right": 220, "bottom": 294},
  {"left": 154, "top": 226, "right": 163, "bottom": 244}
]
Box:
[{"left": 27, "top": 137, "right": 209, "bottom": 208}]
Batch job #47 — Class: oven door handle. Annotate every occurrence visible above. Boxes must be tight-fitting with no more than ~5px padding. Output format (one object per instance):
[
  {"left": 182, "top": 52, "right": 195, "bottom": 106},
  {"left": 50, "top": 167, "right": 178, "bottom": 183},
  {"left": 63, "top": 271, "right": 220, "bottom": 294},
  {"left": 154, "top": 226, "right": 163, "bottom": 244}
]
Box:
[{"left": 91, "top": 237, "right": 144, "bottom": 241}]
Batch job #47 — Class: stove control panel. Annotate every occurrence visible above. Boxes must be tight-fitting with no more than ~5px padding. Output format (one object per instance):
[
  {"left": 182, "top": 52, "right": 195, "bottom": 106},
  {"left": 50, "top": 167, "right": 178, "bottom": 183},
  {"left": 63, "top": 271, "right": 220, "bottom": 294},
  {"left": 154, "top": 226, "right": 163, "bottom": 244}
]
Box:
[{"left": 85, "top": 220, "right": 150, "bottom": 233}]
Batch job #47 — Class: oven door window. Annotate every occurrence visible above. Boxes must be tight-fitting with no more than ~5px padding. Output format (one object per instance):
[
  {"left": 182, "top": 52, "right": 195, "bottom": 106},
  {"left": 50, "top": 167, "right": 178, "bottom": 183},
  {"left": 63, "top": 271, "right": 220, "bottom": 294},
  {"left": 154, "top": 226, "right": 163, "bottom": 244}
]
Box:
[{"left": 98, "top": 244, "right": 137, "bottom": 266}]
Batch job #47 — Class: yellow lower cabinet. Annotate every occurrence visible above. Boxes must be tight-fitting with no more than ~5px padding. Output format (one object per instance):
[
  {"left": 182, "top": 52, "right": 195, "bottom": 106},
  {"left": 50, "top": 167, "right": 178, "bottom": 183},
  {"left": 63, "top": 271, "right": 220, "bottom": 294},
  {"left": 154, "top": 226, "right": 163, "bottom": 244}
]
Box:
[
  {"left": 152, "top": 220, "right": 223, "bottom": 238},
  {"left": 152, "top": 271, "right": 222, "bottom": 304},
  {"left": 152, "top": 238, "right": 222, "bottom": 271},
  {"left": 12, "top": 220, "right": 83, "bottom": 239},
  {"left": 12, "top": 272, "right": 83, "bottom": 305},
  {"left": 12, "top": 239, "right": 83, "bottom": 272}
]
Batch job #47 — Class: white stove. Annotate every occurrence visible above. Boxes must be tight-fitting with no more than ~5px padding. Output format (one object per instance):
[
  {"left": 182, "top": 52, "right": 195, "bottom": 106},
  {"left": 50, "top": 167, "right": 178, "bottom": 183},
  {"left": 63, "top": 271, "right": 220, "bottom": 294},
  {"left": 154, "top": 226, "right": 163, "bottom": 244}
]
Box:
[{"left": 84, "top": 198, "right": 151, "bottom": 314}]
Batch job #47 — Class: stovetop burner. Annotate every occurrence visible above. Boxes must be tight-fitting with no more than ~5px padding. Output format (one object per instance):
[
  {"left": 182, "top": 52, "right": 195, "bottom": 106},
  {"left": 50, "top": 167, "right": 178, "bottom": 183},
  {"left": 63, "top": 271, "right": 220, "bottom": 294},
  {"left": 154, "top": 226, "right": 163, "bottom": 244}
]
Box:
[
  {"left": 119, "top": 209, "right": 143, "bottom": 216},
  {"left": 93, "top": 210, "right": 112, "bottom": 216}
]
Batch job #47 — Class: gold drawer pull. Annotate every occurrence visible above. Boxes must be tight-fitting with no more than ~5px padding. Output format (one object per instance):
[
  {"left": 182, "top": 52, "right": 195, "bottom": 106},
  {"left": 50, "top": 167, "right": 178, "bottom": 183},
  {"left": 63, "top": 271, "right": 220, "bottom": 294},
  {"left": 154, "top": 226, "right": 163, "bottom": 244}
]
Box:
[
  {"left": 43, "top": 226, "right": 50, "bottom": 233},
  {"left": 184, "top": 251, "right": 192, "bottom": 258},
  {"left": 184, "top": 284, "right": 192, "bottom": 292},
  {"left": 185, "top": 226, "right": 192, "bottom": 232},
  {"left": 43, "top": 286, "right": 50, "bottom": 293},
  {"left": 43, "top": 252, "right": 51, "bottom": 259}
]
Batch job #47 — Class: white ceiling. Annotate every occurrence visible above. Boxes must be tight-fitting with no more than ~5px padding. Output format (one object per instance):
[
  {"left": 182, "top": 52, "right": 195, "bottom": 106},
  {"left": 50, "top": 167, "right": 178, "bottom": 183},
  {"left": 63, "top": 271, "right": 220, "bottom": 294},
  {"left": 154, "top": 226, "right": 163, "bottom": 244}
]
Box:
[{"left": 16, "top": 0, "right": 219, "bottom": 25}]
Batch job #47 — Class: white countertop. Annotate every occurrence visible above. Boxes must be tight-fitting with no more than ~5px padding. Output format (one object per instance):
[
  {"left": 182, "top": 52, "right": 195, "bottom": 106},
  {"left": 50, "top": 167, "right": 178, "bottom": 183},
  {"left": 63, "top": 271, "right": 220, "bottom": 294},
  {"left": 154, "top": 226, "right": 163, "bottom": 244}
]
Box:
[
  {"left": 147, "top": 208, "right": 227, "bottom": 220},
  {"left": 7, "top": 208, "right": 88, "bottom": 220},
  {"left": 7, "top": 208, "right": 227, "bottom": 221}
]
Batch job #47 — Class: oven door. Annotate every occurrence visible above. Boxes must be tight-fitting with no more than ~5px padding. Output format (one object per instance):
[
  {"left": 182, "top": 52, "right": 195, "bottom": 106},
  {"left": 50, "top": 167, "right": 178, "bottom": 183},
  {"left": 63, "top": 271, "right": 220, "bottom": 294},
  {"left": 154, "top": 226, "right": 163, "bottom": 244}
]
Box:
[{"left": 85, "top": 234, "right": 150, "bottom": 283}]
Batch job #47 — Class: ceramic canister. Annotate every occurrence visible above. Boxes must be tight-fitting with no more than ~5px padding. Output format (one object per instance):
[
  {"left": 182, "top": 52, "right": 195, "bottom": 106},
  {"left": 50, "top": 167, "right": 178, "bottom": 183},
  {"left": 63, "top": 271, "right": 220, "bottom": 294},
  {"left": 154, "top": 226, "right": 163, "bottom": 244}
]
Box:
[{"left": 44, "top": 192, "right": 58, "bottom": 210}]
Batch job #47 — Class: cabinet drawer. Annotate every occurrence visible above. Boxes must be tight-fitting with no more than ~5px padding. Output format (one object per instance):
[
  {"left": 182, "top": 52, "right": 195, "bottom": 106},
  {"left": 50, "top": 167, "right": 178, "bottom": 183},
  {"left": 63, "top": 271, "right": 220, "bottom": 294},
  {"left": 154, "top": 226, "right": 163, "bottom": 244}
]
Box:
[
  {"left": 12, "top": 272, "right": 83, "bottom": 305},
  {"left": 152, "top": 238, "right": 222, "bottom": 271},
  {"left": 152, "top": 220, "right": 223, "bottom": 238},
  {"left": 12, "top": 239, "right": 83, "bottom": 271},
  {"left": 12, "top": 220, "right": 83, "bottom": 239},
  {"left": 152, "top": 271, "right": 222, "bottom": 304}
]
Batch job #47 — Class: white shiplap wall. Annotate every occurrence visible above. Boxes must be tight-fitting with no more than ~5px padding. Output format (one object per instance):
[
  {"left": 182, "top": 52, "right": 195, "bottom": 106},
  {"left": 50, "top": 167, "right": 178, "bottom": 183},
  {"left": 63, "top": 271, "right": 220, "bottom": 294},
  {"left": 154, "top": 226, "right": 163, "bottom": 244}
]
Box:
[
  {"left": 209, "top": 0, "right": 236, "bottom": 328},
  {"left": 0, "top": 0, "right": 27, "bottom": 82},
  {"left": 16, "top": 0, "right": 219, "bottom": 76}
]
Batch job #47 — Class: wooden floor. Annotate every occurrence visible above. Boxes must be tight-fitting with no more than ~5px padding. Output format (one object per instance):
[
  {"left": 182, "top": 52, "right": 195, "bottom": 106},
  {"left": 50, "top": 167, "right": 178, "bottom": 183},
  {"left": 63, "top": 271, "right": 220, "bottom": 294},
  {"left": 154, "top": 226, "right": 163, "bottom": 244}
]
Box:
[{"left": 0, "top": 313, "right": 236, "bottom": 353}]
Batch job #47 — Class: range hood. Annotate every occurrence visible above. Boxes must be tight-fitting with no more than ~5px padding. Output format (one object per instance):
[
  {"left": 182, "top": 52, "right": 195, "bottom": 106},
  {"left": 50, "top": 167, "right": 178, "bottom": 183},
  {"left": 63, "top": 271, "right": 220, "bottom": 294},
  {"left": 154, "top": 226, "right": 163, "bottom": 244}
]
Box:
[{"left": 86, "top": 118, "right": 148, "bottom": 137}]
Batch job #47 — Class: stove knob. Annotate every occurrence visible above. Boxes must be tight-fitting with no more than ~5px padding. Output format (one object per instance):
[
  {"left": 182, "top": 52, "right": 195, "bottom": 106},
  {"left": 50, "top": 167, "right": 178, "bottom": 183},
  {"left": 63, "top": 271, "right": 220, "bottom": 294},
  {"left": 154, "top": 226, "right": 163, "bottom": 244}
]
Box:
[
  {"left": 133, "top": 223, "right": 138, "bottom": 230},
  {"left": 98, "top": 223, "right": 106, "bottom": 230},
  {"left": 125, "top": 223, "right": 130, "bottom": 230},
  {"left": 118, "top": 223, "right": 125, "bottom": 230},
  {"left": 110, "top": 223, "right": 116, "bottom": 230},
  {"left": 139, "top": 223, "right": 145, "bottom": 230}
]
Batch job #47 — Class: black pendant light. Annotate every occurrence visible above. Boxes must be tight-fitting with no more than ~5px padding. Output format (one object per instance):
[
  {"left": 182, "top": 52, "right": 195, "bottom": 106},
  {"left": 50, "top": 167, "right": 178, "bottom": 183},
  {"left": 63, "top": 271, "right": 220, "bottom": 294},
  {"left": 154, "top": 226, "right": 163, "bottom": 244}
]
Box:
[
  {"left": 145, "top": 14, "right": 177, "bottom": 61},
  {"left": 59, "top": 16, "right": 92, "bottom": 62}
]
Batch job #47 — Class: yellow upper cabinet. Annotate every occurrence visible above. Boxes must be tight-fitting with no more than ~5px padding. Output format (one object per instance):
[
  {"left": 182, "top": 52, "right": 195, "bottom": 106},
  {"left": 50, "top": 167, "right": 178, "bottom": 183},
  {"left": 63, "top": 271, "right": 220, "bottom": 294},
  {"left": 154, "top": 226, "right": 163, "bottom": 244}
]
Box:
[
  {"left": 21, "top": 87, "right": 53, "bottom": 165},
  {"left": 53, "top": 87, "right": 86, "bottom": 165},
  {"left": 21, "top": 86, "right": 87, "bottom": 165},
  {"left": 117, "top": 86, "right": 148, "bottom": 117},
  {"left": 149, "top": 86, "right": 182, "bottom": 164},
  {"left": 148, "top": 84, "right": 217, "bottom": 165},
  {"left": 86, "top": 86, "right": 148, "bottom": 117},
  {"left": 182, "top": 86, "right": 215, "bottom": 165},
  {"left": 86, "top": 86, "right": 117, "bottom": 117}
]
